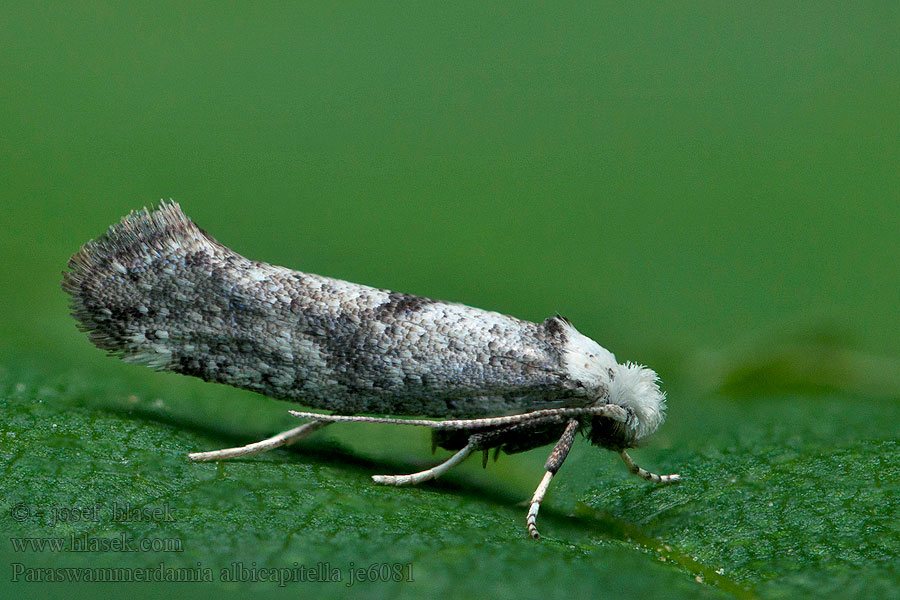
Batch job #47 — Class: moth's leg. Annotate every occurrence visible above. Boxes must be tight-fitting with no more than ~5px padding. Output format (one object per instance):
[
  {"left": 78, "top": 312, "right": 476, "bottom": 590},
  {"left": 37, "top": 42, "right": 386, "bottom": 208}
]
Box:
[
  {"left": 370, "top": 421, "right": 545, "bottom": 486},
  {"left": 188, "top": 420, "right": 330, "bottom": 462},
  {"left": 371, "top": 441, "right": 475, "bottom": 486},
  {"left": 527, "top": 419, "right": 580, "bottom": 539},
  {"left": 618, "top": 450, "right": 681, "bottom": 483}
]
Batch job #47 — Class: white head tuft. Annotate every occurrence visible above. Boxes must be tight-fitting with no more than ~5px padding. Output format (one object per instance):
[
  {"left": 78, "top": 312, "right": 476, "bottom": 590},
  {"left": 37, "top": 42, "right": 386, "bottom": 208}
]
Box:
[
  {"left": 556, "top": 318, "right": 666, "bottom": 447},
  {"left": 608, "top": 361, "right": 666, "bottom": 441}
]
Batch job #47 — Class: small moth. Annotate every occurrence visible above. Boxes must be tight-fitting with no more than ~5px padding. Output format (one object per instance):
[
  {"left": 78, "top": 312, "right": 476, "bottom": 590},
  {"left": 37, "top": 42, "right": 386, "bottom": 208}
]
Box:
[{"left": 62, "top": 201, "right": 679, "bottom": 538}]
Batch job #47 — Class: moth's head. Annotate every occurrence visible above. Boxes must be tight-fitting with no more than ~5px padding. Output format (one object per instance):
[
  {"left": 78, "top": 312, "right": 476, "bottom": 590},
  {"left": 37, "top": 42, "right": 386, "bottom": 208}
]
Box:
[
  {"left": 587, "top": 362, "right": 666, "bottom": 450},
  {"left": 549, "top": 316, "right": 666, "bottom": 450}
]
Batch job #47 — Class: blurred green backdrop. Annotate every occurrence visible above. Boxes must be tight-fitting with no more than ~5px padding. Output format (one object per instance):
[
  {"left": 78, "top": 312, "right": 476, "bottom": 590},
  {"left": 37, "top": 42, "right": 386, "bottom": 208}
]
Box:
[{"left": 1, "top": 3, "right": 898, "bottom": 599}]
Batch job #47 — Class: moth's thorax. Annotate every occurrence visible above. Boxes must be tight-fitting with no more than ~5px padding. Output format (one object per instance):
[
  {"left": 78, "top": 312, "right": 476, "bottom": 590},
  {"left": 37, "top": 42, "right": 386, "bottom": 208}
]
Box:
[{"left": 558, "top": 321, "right": 666, "bottom": 449}]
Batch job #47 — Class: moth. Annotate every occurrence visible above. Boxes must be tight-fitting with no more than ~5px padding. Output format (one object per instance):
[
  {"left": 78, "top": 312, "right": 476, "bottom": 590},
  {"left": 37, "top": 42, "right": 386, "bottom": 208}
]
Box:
[{"left": 62, "top": 201, "right": 679, "bottom": 538}]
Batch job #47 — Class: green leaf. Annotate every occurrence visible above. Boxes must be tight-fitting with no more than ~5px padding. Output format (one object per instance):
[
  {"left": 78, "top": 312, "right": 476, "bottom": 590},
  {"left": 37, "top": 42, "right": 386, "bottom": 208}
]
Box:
[
  {"left": 0, "top": 355, "right": 725, "bottom": 599},
  {"left": 2, "top": 351, "right": 899, "bottom": 599}
]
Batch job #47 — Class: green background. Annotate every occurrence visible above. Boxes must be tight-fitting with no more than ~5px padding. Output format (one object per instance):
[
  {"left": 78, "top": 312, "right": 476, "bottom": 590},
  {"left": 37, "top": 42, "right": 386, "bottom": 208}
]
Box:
[{"left": 2, "top": 3, "right": 898, "bottom": 599}]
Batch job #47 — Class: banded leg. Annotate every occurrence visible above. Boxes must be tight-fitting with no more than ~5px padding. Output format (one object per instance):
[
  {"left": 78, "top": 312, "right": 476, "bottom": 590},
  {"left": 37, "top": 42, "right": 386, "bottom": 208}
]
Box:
[
  {"left": 527, "top": 419, "right": 580, "bottom": 539},
  {"left": 188, "top": 420, "right": 330, "bottom": 461},
  {"left": 372, "top": 442, "right": 475, "bottom": 486},
  {"left": 618, "top": 450, "right": 681, "bottom": 483},
  {"left": 371, "top": 416, "right": 572, "bottom": 487}
]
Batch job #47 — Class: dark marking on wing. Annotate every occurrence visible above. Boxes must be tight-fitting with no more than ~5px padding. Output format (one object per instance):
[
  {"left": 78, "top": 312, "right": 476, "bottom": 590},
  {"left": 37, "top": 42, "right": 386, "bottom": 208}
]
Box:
[{"left": 374, "top": 291, "right": 436, "bottom": 321}]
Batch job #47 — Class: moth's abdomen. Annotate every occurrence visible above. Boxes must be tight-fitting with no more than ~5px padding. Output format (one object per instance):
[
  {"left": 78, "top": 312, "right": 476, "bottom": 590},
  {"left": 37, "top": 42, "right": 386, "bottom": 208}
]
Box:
[{"left": 63, "top": 202, "right": 586, "bottom": 417}]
